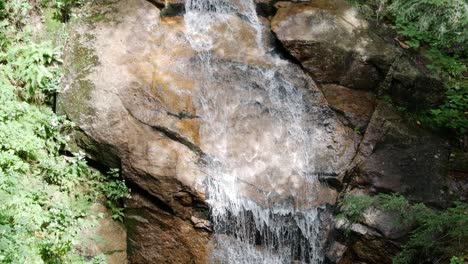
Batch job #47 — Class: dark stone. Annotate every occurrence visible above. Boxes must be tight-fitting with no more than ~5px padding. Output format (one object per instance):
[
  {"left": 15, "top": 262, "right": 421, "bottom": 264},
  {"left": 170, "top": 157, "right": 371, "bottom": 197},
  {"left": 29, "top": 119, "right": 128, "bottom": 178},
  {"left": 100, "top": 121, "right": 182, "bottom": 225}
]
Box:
[
  {"left": 447, "top": 149, "right": 468, "bottom": 201},
  {"left": 386, "top": 57, "right": 445, "bottom": 111},
  {"left": 125, "top": 193, "right": 212, "bottom": 264},
  {"left": 351, "top": 101, "right": 450, "bottom": 206}
]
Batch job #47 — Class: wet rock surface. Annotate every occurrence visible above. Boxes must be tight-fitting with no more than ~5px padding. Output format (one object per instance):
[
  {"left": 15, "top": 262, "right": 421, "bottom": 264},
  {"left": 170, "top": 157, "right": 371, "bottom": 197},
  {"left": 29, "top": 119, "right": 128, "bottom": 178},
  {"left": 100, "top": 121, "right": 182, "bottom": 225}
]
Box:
[
  {"left": 58, "top": 0, "right": 211, "bottom": 262},
  {"left": 58, "top": 0, "right": 465, "bottom": 263},
  {"left": 59, "top": 0, "right": 358, "bottom": 262}
]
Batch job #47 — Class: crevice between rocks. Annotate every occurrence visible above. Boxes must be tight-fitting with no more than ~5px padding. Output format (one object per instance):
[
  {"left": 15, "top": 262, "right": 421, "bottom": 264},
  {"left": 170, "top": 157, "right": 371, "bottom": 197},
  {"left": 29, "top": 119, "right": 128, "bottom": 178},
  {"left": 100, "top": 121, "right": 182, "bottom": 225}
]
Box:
[
  {"left": 122, "top": 103, "right": 205, "bottom": 157},
  {"left": 126, "top": 180, "right": 176, "bottom": 215},
  {"left": 150, "top": 124, "right": 204, "bottom": 155}
]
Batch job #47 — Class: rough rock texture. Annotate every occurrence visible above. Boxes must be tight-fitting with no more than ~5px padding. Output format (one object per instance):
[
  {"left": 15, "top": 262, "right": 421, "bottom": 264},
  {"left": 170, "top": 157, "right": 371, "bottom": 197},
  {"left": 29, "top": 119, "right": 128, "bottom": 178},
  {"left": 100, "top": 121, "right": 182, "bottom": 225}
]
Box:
[
  {"left": 79, "top": 203, "right": 128, "bottom": 264},
  {"left": 57, "top": 0, "right": 465, "bottom": 262},
  {"left": 271, "top": 0, "right": 445, "bottom": 110},
  {"left": 125, "top": 193, "right": 212, "bottom": 263},
  {"left": 271, "top": 0, "right": 397, "bottom": 90},
  {"left": 58, "top": 1, "right": 212, "bottom": 263},
  {"left": 321, "top": 84, "right": 376, "bottom": 131},
  {"left": 384, "top": 56, "right": 445, "bottom": 110},
  {"left": 331, "top": 218, "right": 401, "bottom": 264},
  {"left": 349, "top": 101, "right": 449, "bottom": 205},
  {"left": 58, "top": 0, "right": 359, "bottom": 262},
  {"left": 323, "top": 102, "right": 452, "bottom": 264}
]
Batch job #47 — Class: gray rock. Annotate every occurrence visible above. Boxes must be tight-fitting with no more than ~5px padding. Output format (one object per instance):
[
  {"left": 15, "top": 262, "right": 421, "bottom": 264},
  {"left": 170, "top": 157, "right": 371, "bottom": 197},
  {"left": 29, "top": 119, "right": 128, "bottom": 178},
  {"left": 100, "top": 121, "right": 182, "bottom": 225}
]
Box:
[{"left": 351, "top": 101, "right": 450, "bottom": 205}]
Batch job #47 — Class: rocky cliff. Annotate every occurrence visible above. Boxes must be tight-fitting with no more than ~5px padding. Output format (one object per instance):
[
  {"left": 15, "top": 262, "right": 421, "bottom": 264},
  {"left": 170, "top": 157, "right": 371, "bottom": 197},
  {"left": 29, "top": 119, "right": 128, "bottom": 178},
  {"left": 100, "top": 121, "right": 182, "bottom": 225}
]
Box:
[{"left": 58, "top": 0, "right": 467, "bottom": 263}]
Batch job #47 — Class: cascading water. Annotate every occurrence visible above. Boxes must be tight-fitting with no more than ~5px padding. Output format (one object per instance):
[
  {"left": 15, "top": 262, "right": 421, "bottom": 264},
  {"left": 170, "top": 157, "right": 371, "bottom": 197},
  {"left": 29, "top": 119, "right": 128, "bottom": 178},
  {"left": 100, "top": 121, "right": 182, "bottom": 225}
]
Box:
[{"left": 183, "top": 1, "right": 326, "bottom": 263}]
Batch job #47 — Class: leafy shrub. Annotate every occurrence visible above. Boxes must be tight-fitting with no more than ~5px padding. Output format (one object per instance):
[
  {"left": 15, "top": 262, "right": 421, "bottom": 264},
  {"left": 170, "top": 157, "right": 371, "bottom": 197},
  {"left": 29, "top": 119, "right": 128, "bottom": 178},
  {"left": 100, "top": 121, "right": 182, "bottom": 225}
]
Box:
[
  {"left": 348, "top": 0, "right": 468, "bottom": 52},
  {"left": 4, "top": 42, "right": 62, "bottom": 104},
  {"left": 99, "top": 168, "right": 131, "bottom": 222},
  {"left": 450, "top": 256, "right": 466, "bottom": 264},
  {"left": 52, "top": 0, "right": 85, "bottom": 22},
  {"left": 389, "top": 0, "right": 467, "bottom": 53},
  {"left": 0, "top": 1, "right": 128, "bottom": 262},
  {"left": 340, "top": 194, "right": 468, "bottom": 264},
  {"left": 431, "top": 82, "right": 468, "bottom": 135}
]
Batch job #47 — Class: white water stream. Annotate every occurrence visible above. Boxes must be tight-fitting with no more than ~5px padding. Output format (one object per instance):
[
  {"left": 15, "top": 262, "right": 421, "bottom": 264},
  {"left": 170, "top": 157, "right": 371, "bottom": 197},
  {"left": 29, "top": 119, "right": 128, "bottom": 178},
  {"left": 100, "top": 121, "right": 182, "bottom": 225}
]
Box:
[{"left": 184, "top": 1, "right": 326, "bottom": 263}]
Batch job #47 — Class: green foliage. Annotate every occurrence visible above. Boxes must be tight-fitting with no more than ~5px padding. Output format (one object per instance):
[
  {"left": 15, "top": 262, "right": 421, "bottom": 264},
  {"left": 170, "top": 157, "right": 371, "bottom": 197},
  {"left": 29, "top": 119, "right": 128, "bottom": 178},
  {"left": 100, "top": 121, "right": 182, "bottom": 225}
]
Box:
[
  {"left": 431, "top": 82, "right": 468, "bottom": 135},
  {"left": 450, "top": 256, "right": 466, "bottom": 264},
  {"left": 2, "top": 42, "right": 62, "bottom": 104},
  {"left": 425, "top": 49, "right": 468, "bottom": 135},
  {"left": 52, "top": 0, "right": 85, "bottom": 22},
  {"left": 348, "top": 0, "right": 468, "bottom": 53},
  {"left": 389, "top": 0, "right": 467, "bottom": 52},
  {"left": 0, "top": 1, "right": 128, "bottom": 262},
  {"left": 341, "top": 194, "right": 468, "bottom": 264},
  {"left": 339, "top": 194, "right": 375, "bottom": 223},
  {"left": 100, "top": 168, "right": 130, "bottom": 222},
  {"left": 0, "top": 86, "right": 97, "bottom": 263}
]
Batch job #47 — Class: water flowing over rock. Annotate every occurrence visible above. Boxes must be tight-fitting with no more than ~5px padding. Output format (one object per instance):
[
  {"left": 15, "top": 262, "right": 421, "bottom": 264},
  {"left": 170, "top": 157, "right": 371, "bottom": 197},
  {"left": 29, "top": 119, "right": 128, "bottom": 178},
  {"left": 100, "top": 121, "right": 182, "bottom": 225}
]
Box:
[
  {"left": 58, "top": 0, "right": 359, "bottom": 262},
  {"left": 183, "top": 1, "right": 357, "bottom": 262}
]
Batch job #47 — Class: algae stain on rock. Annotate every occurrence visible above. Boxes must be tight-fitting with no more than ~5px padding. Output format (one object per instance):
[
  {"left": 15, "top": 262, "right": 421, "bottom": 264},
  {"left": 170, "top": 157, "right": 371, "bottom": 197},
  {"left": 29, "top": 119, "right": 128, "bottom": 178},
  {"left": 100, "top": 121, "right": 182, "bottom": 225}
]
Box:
[{"left": 58, "top": 31, "right": 100, "bottom": 120}]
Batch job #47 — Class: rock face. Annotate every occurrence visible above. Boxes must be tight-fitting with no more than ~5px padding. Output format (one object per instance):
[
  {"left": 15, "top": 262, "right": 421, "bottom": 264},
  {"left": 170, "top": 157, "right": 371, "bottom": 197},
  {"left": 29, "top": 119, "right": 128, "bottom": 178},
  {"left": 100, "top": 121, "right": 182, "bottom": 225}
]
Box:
[
  {"left": 268, "top": 3, "right": 461, "bottom": 260},
  {"left": 57, "top": 0, "right": 465, "bottom": 263},
  {"left": 350, "top": 101, "right": 450, "bottom": 205},
  {"left": 58, "top": 0, "right": 359, "bottom": 262},
  {"left": 321, "top": 84, "right": 376, "bottom": 131},
  {"left": 271, "top": 0, "right": 445, "bottom": 110},
  {"left": 271, "top": 0, "right": 397, "bottom": 91},
  {"left": 327, "top": 102, "right": 452, "bottom": 264},
  {"left": 79, "top": 203, "right": 128, "bottom": 264},
  {"left": 58, "top": 1, "right": 211, "bottom": 263}
]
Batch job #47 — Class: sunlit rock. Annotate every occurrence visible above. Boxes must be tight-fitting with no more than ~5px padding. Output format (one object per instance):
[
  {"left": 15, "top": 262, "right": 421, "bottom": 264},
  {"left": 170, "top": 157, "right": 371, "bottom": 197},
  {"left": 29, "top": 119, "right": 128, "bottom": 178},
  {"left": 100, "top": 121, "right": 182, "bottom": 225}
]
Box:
[{"left": 271, "top": 0, "right": 397, "bottom": 90}]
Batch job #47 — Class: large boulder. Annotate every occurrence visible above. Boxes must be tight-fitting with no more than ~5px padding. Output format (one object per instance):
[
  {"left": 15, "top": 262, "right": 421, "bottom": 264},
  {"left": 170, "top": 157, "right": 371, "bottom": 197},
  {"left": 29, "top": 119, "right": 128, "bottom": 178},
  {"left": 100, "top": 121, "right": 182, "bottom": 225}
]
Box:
[
  {"left": 270, "top": 0, "right": 445, "bottom": 111},
  {"left": 324, "top": 102, "right": 452, "bottom": 263},
  {"left": 58, "top": 0, "right": 359, "bottom": 262},
  {"left": 349, "top": 101, "right": 450, "bottom": 205},
  {"left": 321, "top": 84, "right": 376, "bottom": 131},
  {"left": 271, "top": 0, "right": 397, "bottom": 91},
  {"left": 58, "top": 1, "right": 211, "bottom": 263}
]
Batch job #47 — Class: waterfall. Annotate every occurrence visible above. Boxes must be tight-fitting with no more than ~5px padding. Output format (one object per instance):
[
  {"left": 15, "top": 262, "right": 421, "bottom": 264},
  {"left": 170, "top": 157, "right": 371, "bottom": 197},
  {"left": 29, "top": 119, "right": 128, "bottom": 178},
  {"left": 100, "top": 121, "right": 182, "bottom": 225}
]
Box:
[{"left": 184, "top": 1, "right": 325, "bottom": 263}]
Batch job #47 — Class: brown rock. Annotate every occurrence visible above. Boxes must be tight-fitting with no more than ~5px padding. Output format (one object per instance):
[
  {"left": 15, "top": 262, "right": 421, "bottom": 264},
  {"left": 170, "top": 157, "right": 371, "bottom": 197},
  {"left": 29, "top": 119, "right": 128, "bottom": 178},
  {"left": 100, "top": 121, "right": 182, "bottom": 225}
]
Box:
[
  {"left": 79, "top": 203, "right": 127, "bottom": 264},
  {"left": 334, "top": 218, "right": 400, "bottom": 264},
  {"left": 59, "top": 0, "right": 360, "bottom": 261},
  {"left": 271, "top": 0, "right": 398, "bottom": 90},
  {"left": 321, "top": 84, "right": 376, "bottom": 131},
  {"left": 58, "top": 1, "right": 212, "bottom": 262},
  {"left": 126, "top": 193, "right": 212, "bottom": 264}
]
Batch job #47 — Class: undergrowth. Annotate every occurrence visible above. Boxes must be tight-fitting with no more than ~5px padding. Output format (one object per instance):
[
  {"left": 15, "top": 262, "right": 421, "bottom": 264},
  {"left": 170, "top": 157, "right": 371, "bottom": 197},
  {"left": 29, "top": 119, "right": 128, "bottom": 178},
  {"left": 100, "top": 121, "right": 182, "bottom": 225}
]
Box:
[
  {"left": 0, "top": 0, "right": 129, "bottom": 263},
  {"left": 340, "top": 194, "right": 468, "bottom": 264}
]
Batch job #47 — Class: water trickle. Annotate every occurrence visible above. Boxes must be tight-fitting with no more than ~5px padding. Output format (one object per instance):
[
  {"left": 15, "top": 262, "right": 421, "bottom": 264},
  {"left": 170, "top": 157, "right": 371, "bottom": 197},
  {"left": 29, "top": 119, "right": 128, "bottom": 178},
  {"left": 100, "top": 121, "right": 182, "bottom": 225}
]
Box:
[{"left": 184, "top": 0, "right": 326, "bottom": 263}]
